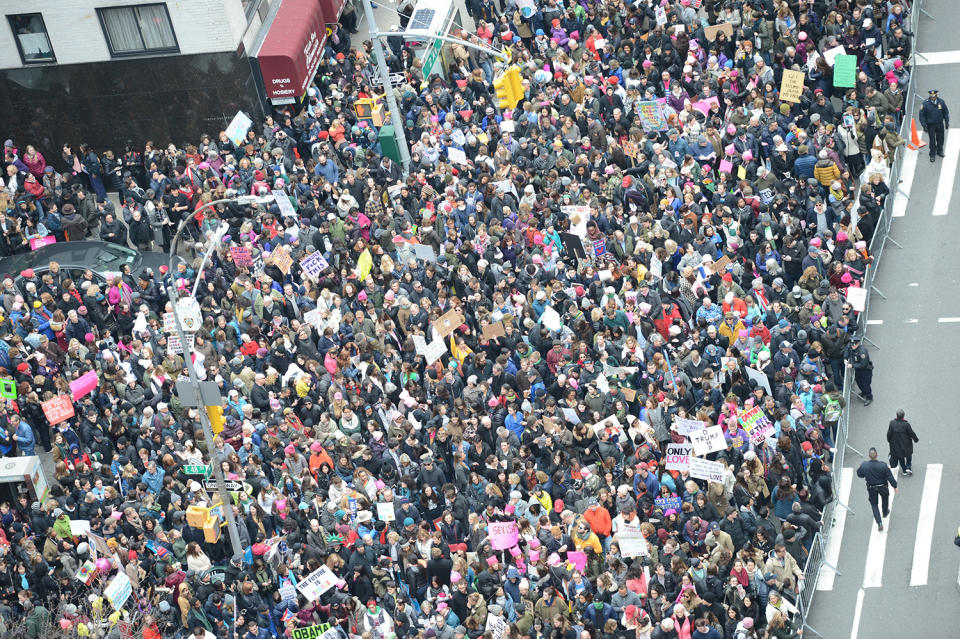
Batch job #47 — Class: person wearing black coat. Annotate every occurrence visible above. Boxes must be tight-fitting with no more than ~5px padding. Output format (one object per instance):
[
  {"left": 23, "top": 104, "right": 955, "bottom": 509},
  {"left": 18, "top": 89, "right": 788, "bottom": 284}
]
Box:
[{"left": 886, "top": 409, "right": 919, "bottom": 475}]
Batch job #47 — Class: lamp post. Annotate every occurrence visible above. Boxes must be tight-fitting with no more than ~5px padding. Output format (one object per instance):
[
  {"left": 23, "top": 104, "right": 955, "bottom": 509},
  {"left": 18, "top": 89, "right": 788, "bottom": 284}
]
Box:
[{"left": 165, "top": 194, "right": 273, "bottom": 557}]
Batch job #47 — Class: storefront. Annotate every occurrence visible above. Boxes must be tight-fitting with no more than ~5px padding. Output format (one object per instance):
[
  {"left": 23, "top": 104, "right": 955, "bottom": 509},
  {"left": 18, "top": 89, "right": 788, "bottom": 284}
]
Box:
[{"left": 253, "top": 0, "right": 346, "bottom": 107}]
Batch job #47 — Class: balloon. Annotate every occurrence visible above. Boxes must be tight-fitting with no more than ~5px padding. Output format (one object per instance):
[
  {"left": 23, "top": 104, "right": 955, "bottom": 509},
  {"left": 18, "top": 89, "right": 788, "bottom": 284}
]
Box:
[
  {"left": 95, "top": 558, "right": 112, "bottom": 574},
  {"left": 59, "top": 619, "right": 72, "bottom": 630}
]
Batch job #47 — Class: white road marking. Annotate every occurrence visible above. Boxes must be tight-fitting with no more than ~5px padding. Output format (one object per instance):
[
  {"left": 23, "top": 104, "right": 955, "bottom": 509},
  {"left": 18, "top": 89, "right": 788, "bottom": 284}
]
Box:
[
  {"left": 850, "top": 588, "right": 865, "bottom": 639},
  {"left": 818, "top": 467, "right": 854, "bottom": 591},
  {"left": 905, "top": 318, "right": 919, "bottom": 323},
  {"left": 914, "top": 50, "right": 960, "bottom": 65},
  {"left": 892, "top": 147, "right": 918, "bottom": 217},
  {"left": 932, "top": 129, "right": 960, "bottom": 216},
  {"left": 866, "top": 319, "right": 884, "bottom": 325},
  {"left": 910, "top": 463, "right": 942, "bottom": 586},
  {"left": 863, "top": 467, "right": 898, "bottom": 588},
  {"left": 938, "top": 317, "right": 960, "bottom": 323},
  {"left": 908, "top": 282, "right": 919, "bottom": 287}
]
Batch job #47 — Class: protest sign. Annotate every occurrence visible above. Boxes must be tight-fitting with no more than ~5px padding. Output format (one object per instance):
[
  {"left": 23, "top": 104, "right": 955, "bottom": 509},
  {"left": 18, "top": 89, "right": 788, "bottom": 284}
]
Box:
[
  {"left": 674, "top": 417, "right": 704, "bottom": 436},
  {"left": 638, "top": 101, "right": 668, "bottom": 132},
  {"left": 104, "top": 572, "right": 132, "bottom": 610},
  {"left": 689, "top": 425, "right": 726, "bottom": 455},
  {"left": 710, "top": 255, "right": 732, "bottom": 274},
  {"left": 592, "top": 415, "right": 624, "bottom": 440},
  {"left": 376, "top": 502, "right": 396, "bottom": 522},
  {"left": 225, "top": 111, "right": 253, "bottom": 146},
  {"left": 691, "top": 96, "right": 720, "bottom": 116},
  {"left": 300, "top": 252, "right": 329, "bottom": 279},
  {"left": 42, "top": 395, "right": 74, "bottom": 426},
  {"left": 655, "top": 6, "right": 667, "bottom": 25},
  {"left": 29, "top": 236, "right": 56, "bottom": 250},
  {"left": 230, "top": 246, "right": 254, "bottom": 266},
  {"left": 846, "top": 286, "right": 867, "bottom": 312},
  {"left": 447, "top": 147, "right": 468, "bottom": 165},
  {"left": 0, "top": 379, "right": 16, "bottom": 399},
  {"left": 833, "top": 54, "right": 857, "bottom": 87},
  {"left": 704, "top": 22, "right": 734, "bottom": 41},
  {"left": 166, "top": 332, "right": 195, "bottom": 356},
  {"left": 618, "top": 531, "right": 649, "bottom": 558},
  {"left": 272, "top": 190, "right": 297, "bottom": 218},
  {"left": 489, "top": 521, "right": 519, "bottom": 550},
  {"left": 297, "top": 565, "right": 339, "bottom": 602},
  {"left": 482, "top": 321, "right": 506, "bottom": 340},
  {"left": 434, "top": 308, "right": 465, "bottom": 338},
  {"left": 412, "top": 335, "right": 428, "bottom": 355},
  {"left": 279, "top": 582, "right": 298, "bottom": 603},
  {"left": 567, "top": 550, "right": 587, "bottom": 571},
  {"left": 654, "top": 496, "right": 683, "bottom": 511},
  {"left": 738, "top": 405, "right": 775, "bottom": 444},
  {"left": 823, "top": 44, "right": 846, "bottom": 66},
  {"left": 664, "top": 443, "right": 693, "bottom": 471},
  {"left": 269, "top": 247, "right": 294, "bottom": 275},
  {"left": 292, "top": 624, "right": 332, "bottom": 639},
  {"left": 303, "top": 308, "right": 324, "bottom": 330},
  {"left": 780, "top": 69, "right": 805, "bottom": 103},
  {"left": 689, "top": 457, "right": 725, "bottom": 482},
  {"left": 540, "top": 306, "right": 562, "bottom": 331},
  {"left": 70, "top": 370, "right": 99, "bottom": 400},
  {"left": 745, "top": 367, "right": 771, "bottom": 395},
  {"left": 423, "top": 337, "right": 447, "bottom": 365},
  {"left": 486, "top": 614, "right": 508, "bottom": 639}
]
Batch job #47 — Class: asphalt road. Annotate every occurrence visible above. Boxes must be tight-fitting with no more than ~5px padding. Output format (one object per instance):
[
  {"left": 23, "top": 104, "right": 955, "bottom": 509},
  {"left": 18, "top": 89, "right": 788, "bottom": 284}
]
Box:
[{"left": 805, "top": 4, "right": 960, "bottom": 636}]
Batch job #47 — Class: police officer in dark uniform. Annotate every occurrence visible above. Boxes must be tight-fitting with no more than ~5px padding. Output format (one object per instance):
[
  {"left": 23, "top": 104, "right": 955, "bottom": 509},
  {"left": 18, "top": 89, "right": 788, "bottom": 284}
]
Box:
[
  {"left": 857, "top": 448, "right": 898, "bottom": 530},
  {"left": 918, "top": 89, "right": 950, "bottom": 162},
  {"left": 844, "top": 337, "right": 873, "bottom": 405}
]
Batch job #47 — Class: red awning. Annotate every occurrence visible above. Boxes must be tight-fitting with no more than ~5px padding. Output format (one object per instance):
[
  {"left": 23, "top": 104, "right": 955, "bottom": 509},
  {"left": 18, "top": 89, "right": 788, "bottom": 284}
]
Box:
[{"left": 257, "top": 0, "right": 328, "bottom": 101}]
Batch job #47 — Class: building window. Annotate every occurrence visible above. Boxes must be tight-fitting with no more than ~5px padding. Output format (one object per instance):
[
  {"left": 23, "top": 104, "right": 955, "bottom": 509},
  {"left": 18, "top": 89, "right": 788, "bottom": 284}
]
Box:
[
  {"left": 7, "top": 13, "right": 56, "bottom": 64},
  {"left": 97, "top": 3, "right": 178, "bottom": 57}
]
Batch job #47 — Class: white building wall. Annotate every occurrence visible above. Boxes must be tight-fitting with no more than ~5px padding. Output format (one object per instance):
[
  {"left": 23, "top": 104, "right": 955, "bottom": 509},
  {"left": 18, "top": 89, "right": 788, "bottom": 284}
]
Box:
[{"left": 0, "top": 0, "right": 248, "bottom": 69}]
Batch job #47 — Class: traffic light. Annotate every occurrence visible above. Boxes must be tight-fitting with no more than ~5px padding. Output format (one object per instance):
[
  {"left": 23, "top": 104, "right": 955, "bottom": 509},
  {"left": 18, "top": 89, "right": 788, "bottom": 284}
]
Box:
[
  {"left": 206, "top": 405, "right": 225, "bottom": 435},
  {"left": 494, "top": 66, "right": 524, "bottom": 110}
]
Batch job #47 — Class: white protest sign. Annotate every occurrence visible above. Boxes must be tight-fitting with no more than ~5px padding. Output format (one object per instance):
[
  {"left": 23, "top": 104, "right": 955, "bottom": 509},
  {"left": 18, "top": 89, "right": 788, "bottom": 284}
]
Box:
[
  {"left": 272, "top": 190, "right": 297, "bottom": 218},
  {"left": 688, "top": 425, "right": 726, "bottom": 456},
  {"left": 618, "top": 532, "right": 649, "bottom": 558},
  {"left": 595, "top": 374, "right": 610, "bottom": 394},
  {"left": 303, "top": 307, "right": 324, "bottom": 329},
  {"left": 689, "top": 457, "right": 725, "bottom": 483},
  {"left": 540, "top": 306, "right": 562, "bottom": 331},
  {"left": 279, "top": 582, "right": 298, "bottom": 603},
  {"left": 424, "top": 337, "right": 447, "bottom": 365},
  {"left": 655, "top": 6, "right": 667, "bottom": 25},
  {"left": 486, "top": 614, "right": 508, "bottom": 639},
  {"left": 674, "top": 417, "right": 705, "bottom": 436},
  {"left": 650, "top": 254, "right": 663, "bottom": 279},
  {"left": 297, "top": 565, "right": 340, "bottom": 602},
  {"left": 745, "top": 367, "right": 771, "bottom": 395},
  {"left": 664, "top": 443, "right": 693, "bottom": 471},
  {"left": 846, "top": 286, "right": 867, "bottom": 312},
  {"left": 376, "top": 502, "right": 396, "bottom": 522},
  {"left": 104, "top": 572, "right": 133, "bottom": 610},
  {"left": 166, "top": 332, "right": 195, "bottom": 356},
  {"left": 561, "top": 407, "right": 581, "bottom": 424},
  {"left": 447, "top": 147, "right": 468, "bottom": 165},
  {"left": 300, "top": 252, "right": 330, "bottom": 280},
  {"left": 225, "top": 111, "right": 253, "bottom": 146},
  {"left": 592, "top": 415, "right": 625, "bottom": 440},
  {"left": 823, "top": 44, "right": 846, "bottom": 66},
  {"left": 412, "top": 335, "right": 428, "bottom": 355}
]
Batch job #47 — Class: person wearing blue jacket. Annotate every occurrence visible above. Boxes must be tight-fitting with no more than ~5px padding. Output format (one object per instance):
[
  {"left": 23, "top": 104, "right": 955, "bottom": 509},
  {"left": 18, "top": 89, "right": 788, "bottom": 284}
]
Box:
[{"left": 11, "top": 414, "right": 35, "bottom": 455}]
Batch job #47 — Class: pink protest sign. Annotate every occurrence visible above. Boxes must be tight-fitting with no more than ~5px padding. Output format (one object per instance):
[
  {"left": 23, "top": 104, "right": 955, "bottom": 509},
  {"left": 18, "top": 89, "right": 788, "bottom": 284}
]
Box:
[
  {"left": 719, "top": 159, "right": 733, "bottom": 174},
  {"left": 29, "top": 236, "right": 56, "bottom": 250},
  {"left": 489, "top": 521, "right": 520, "bottom": 550},
  {"left": 567, "top": 550, "right": 587, "bottom": 572},
  {"left": 42, "top": 395, "right": 75, "bottom": 426},
  {"left": 230, "top": 246, "right": 254, "bottom": 266},
  {"left": 70, "top": 370, "right": 99, "bottom": 400}
]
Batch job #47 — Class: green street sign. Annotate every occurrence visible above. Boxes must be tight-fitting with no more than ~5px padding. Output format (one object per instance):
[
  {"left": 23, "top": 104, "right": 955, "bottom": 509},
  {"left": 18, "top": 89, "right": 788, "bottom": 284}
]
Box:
[
  {"left": 183, "top": 464, "right": 211, "bottom": 477},
  {"left": 422, "top": 39, "right": 443, "bottom": 77}
]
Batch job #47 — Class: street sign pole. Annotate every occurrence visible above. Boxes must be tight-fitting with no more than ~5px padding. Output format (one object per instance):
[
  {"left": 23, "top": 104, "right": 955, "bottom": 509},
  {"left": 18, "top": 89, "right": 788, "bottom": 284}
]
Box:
[{"left": 363, "top": 0, "right": 410, "bottom": 174}]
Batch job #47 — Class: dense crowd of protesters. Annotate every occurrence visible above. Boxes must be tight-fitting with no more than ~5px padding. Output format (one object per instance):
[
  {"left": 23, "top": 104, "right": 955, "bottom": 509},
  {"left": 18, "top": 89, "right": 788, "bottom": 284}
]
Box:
[{"left": 0, "top": 0, "right": 907, "bottom": 637}]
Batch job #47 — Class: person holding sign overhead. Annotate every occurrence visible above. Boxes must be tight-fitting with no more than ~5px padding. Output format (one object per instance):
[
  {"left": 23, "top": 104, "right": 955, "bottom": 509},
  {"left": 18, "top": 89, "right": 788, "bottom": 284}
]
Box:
[{"left": 919, "top": 89, "right": 949, "bottom": 162}]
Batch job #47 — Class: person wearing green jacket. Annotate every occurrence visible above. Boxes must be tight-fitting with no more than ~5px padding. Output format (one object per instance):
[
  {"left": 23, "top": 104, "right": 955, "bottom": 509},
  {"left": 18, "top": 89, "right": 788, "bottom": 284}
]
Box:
[
  {"left": 23, "top": 600, "right": 51, "bottom": 639},
  {"left": 52, "top": 508, "right": 72, "bottom": 540}
]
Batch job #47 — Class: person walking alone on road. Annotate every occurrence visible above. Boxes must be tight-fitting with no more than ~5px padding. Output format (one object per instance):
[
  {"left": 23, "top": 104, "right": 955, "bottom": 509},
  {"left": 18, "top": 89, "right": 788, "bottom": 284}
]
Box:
[
  {"left": 844, "top": 337, "right": 874, "bottom": 406},
  {"left": 857, "top": 448, "right": 898, "bottom": 531},
  {"left": 918, "top": 89, "right": 949, "bottom": 163},
  {"left": 886, "top": 409, "right": 919, "bottom": 475}
]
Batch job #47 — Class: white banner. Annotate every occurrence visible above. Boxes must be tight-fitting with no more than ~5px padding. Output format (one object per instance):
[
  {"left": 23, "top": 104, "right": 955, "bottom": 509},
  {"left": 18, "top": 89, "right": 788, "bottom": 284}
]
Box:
[
  {"left": 674, "top": 417, "right": 705, "bottom": 436},
  {"left": 297, "top": 565, "right": 339, "bottom": 602}
]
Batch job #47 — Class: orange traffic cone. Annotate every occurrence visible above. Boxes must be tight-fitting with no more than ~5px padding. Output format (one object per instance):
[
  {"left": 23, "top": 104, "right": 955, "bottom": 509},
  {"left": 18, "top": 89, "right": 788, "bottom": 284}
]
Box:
[{"left": 907, "top": 118, "right": 927, "bottom": 150}]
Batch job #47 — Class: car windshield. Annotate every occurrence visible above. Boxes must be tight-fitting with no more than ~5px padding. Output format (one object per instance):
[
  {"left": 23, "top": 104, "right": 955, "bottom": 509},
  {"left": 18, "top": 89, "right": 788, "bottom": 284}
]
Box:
[{"left": 96, "top": 244, "right": 138, "bottom": 267}]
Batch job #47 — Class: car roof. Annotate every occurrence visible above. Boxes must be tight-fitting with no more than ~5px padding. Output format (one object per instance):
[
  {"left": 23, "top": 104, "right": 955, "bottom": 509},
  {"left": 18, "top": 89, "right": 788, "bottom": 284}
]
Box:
[{"left": 0, "top": 241, "right": 143, "bottom": 279}]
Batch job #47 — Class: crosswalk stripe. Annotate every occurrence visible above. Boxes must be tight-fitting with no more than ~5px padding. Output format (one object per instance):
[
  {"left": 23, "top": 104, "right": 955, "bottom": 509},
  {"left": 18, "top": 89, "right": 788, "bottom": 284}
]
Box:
[
  {"left": 892, "top": 147, "right": 918, "bottom": 217},
  {"left": 910, "top": 463, "right": 942, "bottom": 586},
  {"left": 932, "top": 129, "right": 960, "bottom": 216},
  {"left": 818, "top": 467, "right": 854, "bottom": 591},
  {"left": 914, "top": 50, "right": 960, "bottom": 66},
  {"left": 863, "top": 467, "right": 898, "bottom": 588}
]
